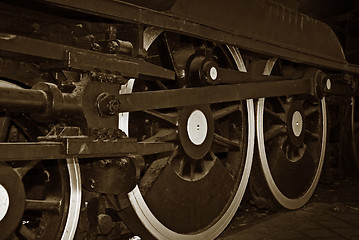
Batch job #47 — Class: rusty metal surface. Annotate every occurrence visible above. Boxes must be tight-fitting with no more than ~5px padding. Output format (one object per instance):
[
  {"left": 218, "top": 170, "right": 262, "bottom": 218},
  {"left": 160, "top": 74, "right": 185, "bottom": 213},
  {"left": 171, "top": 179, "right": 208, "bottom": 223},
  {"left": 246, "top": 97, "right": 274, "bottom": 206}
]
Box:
[{"left": 36, "top": 0, "right": 359, "bottom": 73}]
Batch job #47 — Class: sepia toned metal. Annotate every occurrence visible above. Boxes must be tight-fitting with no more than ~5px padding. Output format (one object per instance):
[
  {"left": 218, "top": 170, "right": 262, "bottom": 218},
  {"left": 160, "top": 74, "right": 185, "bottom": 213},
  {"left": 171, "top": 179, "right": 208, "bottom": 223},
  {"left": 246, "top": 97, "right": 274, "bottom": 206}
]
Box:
[
  {"left": 0, "top": 0, "right": 358, "bottom": 239},
  {"left": 0, "top": 139, "right": 174, "bottom": 161},
  {"left": 0, "top": 33, "right": 175, "bottom": 81},
  {"left": 38, "top": 0, "right": 359, "bottom": 73}
]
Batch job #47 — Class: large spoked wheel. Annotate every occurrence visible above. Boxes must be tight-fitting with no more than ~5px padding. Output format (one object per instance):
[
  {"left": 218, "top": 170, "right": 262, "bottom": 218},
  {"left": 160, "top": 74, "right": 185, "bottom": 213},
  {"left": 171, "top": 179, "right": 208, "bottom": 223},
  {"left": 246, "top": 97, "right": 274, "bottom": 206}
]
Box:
[
  {"left": 255, "top": 62, "right": 327, "bottom": 209},
  {"left": 0, "top": 81, "right": 81, "bottom": 240},
  {"left": 119, "top": 30, "right": 254, "bottom": 239}
]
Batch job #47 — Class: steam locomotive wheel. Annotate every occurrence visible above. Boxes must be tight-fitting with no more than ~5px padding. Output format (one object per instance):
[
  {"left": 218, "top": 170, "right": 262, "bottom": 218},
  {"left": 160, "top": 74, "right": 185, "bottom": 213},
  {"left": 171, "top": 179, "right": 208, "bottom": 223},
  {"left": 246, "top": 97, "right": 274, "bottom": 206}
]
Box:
[
  {"left": 255, "top": 61, "right": 327, "bottom": 209},
  {"left": 119, "top": 30, "right": 254, "bottom": 239},
  {"left": 0, "top": 82, "right": 81, "bottom": 240}
]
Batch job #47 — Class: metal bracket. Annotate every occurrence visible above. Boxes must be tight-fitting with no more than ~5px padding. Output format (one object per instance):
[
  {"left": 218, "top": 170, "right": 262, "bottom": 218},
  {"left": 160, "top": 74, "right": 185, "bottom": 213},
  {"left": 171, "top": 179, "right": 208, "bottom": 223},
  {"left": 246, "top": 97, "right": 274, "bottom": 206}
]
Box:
[{"left": 0, "top": 33, "right": 175, "bottom": 81}]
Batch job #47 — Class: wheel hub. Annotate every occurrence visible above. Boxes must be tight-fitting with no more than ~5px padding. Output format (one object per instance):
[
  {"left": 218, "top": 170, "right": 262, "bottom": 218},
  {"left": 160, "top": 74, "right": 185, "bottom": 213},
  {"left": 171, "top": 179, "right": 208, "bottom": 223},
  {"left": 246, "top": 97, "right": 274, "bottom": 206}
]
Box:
[
  {"left": 0, "top": 163, "right": 25, "bottom": 239},
  {"left": 0, "top": 184, "right": 9, "bottom": 221},
  {"left": 178, "top": 105, "right": 214, "bottom": 160},
  {"left": 287, "top": 102, "right": 306, "bottom": 147},
  {"left": 209, "top": 66, "right": 218, "bottom": 82},
  {"left": 187, "top": 109, "right": 208, "bottom": 145},
  {"left": 291, "top": 111, "right": 303, "bottom": 137}
]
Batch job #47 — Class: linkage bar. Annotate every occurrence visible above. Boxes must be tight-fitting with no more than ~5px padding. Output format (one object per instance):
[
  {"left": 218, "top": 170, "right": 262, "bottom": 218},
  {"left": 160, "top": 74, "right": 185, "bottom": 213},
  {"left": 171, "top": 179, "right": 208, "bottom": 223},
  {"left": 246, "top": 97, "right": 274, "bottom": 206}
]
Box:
[
  {"left": 118, "top": 78, "right": 315, "bottom": 112},
  {"left": 0, "top": 138, "right": 174, "bottom": 161}
]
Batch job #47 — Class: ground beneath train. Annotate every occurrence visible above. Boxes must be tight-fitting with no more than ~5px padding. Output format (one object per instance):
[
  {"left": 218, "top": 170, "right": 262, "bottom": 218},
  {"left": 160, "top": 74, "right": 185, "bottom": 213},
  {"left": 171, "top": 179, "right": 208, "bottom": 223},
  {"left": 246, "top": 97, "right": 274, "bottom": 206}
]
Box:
[
  {"left": 218, "top": 177, "right": 359, "bottom": 240},
  {"left": 121, "top": 163, "right": 359, "bottom": 240}
]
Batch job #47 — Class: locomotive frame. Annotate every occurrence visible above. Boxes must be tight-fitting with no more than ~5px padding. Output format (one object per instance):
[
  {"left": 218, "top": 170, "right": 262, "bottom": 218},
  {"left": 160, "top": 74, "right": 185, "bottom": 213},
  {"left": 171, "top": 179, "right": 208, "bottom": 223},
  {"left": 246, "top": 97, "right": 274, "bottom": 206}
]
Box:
[{"left": 0, "top": 0, "right": 358, "bottom": 239}]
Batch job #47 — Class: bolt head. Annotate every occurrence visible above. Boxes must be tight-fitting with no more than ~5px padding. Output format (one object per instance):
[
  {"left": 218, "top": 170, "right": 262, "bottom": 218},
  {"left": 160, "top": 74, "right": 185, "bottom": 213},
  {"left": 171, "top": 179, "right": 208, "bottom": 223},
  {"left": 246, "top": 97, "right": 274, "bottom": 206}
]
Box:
[
  {"left": 90, "top": 179, "right": 95, "bottom": 189},
  {"left": 107, "top": 98, "right": 121, "bottom": 114},
  {"left": 97, "top": 214, "right": 113, "bottom": 235},
  {"left": 116, "top": 157, "right": 129, "bottom": 167}
]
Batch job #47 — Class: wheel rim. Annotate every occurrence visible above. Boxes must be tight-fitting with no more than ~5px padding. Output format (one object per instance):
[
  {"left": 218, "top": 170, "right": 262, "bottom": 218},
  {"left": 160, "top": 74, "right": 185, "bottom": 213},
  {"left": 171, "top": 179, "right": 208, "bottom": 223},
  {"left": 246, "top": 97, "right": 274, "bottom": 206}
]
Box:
[
  {"left": 256, "top": 61, "right": 327, "bottom": 209},
  {"left": 0, "top": 82, "right": 81, "bottom": 240},
  {"left": 120, "top": 30, "right": 254, "bottom": 239},
  {"left": 61, "top": 158, "right": 81, "bottom": 240}
]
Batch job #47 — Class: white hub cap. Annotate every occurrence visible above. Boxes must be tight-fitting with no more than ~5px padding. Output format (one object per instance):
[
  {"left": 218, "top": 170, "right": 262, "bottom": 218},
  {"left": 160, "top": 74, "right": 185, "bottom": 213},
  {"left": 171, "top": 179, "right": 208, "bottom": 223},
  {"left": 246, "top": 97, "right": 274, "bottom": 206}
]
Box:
[
  {"left": 0, "top": 184, "right": 9, "bottom": 221},
  {"left": 187, "top": 110, "right": 208, "bottom": 145},
  {"left": 209, "top": 66, "right": 218, "bottom": 81},
  {"left": 292, "top": 111, "right": 303, "bottom": 137},
  {"left": 326, "top": 79, "right": 331, "bottom": 90}
]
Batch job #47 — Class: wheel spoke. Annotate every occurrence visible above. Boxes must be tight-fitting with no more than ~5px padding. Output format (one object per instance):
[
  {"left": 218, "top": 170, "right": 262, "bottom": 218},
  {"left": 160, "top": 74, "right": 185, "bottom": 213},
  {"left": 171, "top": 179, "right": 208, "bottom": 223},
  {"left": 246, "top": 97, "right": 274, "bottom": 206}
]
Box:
[
  {"left": 200, "top": 160, "right": 206, "bottom": 173},
  {"left": 175, "top": 155, "right": 195, "bottom": 179},
  {"left": 213, "top": 133, "right": 240, "bottom": 148},
  {"left": 141, "top": 128, "right": 177, "bottom": 142},
  {"left": 190, "top": 162, "right": 195, "bottom": 181},
  {"left": 264, "top": 107, "right": 286, "bottom": 123},
  {"left": 14, "top": 160, "right": 39, "bottom": 179},
  {"left": 284, "top": 141, "right": 293, "bottom": 160},
  {"left": 304, "top": 105, "right": 319, "bottom": 117},
  {"left": 212, "top": 104, "right": 241, "bottom": 120},
  {"left": 18, "top": 225, "right": 36, "bottom": 240},
  {"left": 144, "top": 110, "right": 178, "bottom": 124},
  {"left": 163, "top": 33, "right": 182, "bottom": 76},
  {"left": 305, "top": 129, "right": 320, "bottom": 142},
  {"left": 264, "top": 124, "right": 286, "bottom": 142},
  {"left": 25, "top": 199, "right": 61, "bottom": 212},
  {"left": 178, "top": 156, "right": 186, "bottom": 175},
  {"left": 277, "top": 97, "right": 290, "bottom": 112},
  {"left": 156, "top": 80, "right": 168, "bottom": 90},
  {"left": 209, "top": 151, "right": 218, "bottom": 162},
  {"left": 163, "top": 33, "right": 195, "bottom": 79},
  {"left": 0, "top": 115, "right": 11, "bottom": 141}
]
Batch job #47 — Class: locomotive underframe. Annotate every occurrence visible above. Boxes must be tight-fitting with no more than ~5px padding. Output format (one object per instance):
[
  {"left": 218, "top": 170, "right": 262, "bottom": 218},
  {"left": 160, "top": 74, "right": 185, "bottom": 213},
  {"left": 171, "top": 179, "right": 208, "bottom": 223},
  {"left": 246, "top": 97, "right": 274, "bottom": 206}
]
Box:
[
  {"left": 0, "top": 17, "right": 354, "bottom": 203},
  {"left": 0, "top": 0, "right": 359, "bottom": 239},
  {"left": 0, "top": 30, "right": 340, "bottom": 163}
]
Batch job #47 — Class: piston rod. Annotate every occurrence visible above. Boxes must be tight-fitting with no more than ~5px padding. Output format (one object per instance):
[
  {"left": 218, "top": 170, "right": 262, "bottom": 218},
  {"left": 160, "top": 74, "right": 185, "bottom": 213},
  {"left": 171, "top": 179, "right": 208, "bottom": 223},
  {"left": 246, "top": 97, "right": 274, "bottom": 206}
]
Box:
[
  {"left": 0, "top": 82, "right": 82, "bottom": 118},
  {"left": 0, "top": 87, "right": 47, "bottom": 113}
]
